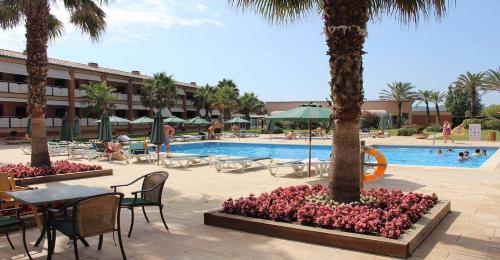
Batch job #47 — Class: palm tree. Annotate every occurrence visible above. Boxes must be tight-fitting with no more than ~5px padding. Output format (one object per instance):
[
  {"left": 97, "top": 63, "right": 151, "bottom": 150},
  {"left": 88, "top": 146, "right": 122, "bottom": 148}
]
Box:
[
  {"left": 82, "top": 81, "right": 116, "bottom": 118},
  {"left": 238, "top": 92, "right": 266, "bottom": 124},
  {"left": 230, "top": 0, "right": 448, "bottom": 203},
  {"left": 141, "top": 73, "right": 177, "bottom": 116},
  {"left": 193, "top": 84, "right": 216, "bottom": 120},
  {"left": 379, "top": 82, "right": 416, "bottom": 128},
  {"left": 430, "top": 91, "right": 446, "bottom": 125},
  {"left": 484, "top": 68, "right": 500, "bottom": 92},
  {"left": 416, "top": 90, "right": 433, "bottom": 126},
  {"left": 455, "top": 72, "right": 486, "bottom": 117},
  {"left": 213, "top": 85, "right": 239, "bottom": 121},
  {"left": 0, "top": 0, "right": 108, "bottom": 166},
  {"left": 217, "top": 78, "right": 239, "bottom": 96}
]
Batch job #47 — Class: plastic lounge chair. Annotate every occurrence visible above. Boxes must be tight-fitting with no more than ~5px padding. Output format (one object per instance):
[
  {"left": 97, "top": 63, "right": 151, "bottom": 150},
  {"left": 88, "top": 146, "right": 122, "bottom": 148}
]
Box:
[
  {"left": 214, "top": 157, "right": 273, "bottom": 173},
  {"left": 111, "top": 171, "right": 169, "bottom": 237},
  {"left": 268, "top": 160, "right": 305, "bottom": 177},
  {"left": 129, "top": 143, "right": 152, "bottom": 163},
  {"left": 47, "top": 193, "right": 126, "bottom": 260},
  {"left": 0, "top": 207, "right": 32, "bottom": 260},
  {"left": 161, "top": 154, "right": 210, "bottom": 168}
]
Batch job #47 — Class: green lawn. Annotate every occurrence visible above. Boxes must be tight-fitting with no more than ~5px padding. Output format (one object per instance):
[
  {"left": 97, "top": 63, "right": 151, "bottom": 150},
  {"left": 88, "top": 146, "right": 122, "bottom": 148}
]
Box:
[{"left": 435, "top": 130, "right": 499, "bottom": 141}]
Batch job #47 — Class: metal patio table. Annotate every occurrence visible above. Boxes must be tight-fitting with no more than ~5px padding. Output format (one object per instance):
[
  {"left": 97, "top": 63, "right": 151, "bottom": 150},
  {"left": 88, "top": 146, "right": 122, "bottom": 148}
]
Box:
[{"left": 6, "top": 185, "right": 109, "bottom": 259}]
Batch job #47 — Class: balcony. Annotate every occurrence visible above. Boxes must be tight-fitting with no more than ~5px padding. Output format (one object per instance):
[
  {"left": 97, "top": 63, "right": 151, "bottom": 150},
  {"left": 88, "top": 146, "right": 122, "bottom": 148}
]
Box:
[{"left": 0, "top": 81, "right": 28, "bottom": 93}]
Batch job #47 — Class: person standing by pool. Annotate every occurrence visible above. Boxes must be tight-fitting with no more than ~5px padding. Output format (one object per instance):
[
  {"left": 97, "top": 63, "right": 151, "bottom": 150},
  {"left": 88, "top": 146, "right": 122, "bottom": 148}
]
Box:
[
  {"left": 443, "top": 121, "right": 453, "bottom": 143},
  {"left": 164, "top": 124, "right": 175, "bottom": 157}
]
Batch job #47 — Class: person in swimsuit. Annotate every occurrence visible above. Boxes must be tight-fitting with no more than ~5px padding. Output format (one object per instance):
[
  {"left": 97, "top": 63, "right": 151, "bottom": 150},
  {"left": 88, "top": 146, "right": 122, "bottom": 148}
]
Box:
[
  {"left": 164, "top": 124, "right": 175, "bottom": 156},
  {"left": 443, "top": 121, "right": 453, "bottom": 143}
]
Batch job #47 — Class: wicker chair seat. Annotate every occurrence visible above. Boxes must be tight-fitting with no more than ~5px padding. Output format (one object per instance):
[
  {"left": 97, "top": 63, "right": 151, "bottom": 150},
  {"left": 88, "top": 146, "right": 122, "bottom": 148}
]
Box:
[{"left": 121, "top": 198, "right": 157, "bottom": 207}]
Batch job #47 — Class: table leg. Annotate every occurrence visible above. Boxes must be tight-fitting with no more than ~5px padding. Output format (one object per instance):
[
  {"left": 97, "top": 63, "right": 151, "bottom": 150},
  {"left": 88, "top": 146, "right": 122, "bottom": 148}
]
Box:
[{"left": 34, "top": 208, "right": 47, "bottom": 247}]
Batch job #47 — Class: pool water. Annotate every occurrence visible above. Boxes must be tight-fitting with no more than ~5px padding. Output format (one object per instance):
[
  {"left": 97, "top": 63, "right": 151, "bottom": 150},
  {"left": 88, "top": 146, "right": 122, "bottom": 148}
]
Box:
[{"left": 170, "top": 142, "right": 497, "bottom": 168}]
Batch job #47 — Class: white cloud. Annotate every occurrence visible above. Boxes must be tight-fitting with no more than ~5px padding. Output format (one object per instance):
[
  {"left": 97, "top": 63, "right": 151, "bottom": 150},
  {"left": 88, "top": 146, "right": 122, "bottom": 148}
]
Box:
[{"left": 0, "top": 0, "right": 222, "bottom": 49}]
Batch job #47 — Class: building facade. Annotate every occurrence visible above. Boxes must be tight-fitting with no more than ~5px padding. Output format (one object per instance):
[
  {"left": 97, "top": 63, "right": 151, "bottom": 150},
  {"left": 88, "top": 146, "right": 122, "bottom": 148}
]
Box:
[{"left": 0, "top": 49, "right": 211, "bottom": 136}]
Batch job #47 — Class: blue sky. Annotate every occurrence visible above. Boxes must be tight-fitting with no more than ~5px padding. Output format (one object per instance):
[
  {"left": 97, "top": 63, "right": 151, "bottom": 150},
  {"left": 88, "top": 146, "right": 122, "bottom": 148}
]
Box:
[{"left": 1, "top": 0, "right": 498, "bottom": 105}]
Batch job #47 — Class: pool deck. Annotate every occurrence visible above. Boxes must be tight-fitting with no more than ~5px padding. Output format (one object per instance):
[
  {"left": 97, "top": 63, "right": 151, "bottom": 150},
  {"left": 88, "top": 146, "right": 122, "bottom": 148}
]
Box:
[{"left": 1, "top": 135, "right": 499, "bottom": 260}]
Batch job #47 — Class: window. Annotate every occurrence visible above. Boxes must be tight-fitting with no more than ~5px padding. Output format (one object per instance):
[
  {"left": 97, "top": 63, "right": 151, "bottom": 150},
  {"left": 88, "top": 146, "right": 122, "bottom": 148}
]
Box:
[
  {"left": 55, "top": 108, "right": 67, "bottom": 117},
  {"left": 54, "top": 79, "right": 66, "bottom": 87},
  {"left": 15, "top": 106, "right": 27, "bottom": 117},
  {"left": 14, "top": 75, "right": 26, "bottom": 83}
]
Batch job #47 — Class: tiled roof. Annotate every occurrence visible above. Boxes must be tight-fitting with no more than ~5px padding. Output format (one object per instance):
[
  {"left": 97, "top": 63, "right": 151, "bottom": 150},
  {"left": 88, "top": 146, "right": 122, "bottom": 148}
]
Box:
[{"left": 0, "top": 49, "right": 198, "bottom": 88}]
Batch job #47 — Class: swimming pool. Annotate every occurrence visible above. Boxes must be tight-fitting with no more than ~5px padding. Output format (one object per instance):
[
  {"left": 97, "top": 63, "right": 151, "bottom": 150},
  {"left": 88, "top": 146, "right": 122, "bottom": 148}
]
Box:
[{"left": 170, "top": 142, "right": 498, "bottom": 168}]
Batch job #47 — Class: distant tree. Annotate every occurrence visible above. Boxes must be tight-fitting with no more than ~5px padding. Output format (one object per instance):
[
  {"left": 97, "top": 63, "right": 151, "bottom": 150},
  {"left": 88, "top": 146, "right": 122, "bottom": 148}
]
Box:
[
  {"left": 482, "top": 104, "right": 500, "bottom": 117},
  {"left": 213, "top": 85, "right": 239, "bottom": 121},
  {"left": 379, "top": 82, "right": 416, "bottom": 128},
  {"left": 141, "top": 72, "right": 177, "bottom": 116},
  {"left": 216, "top": 78, "right": 239, "bottom": 96},
  {"left": 416, "top": 90, "right": 433, "bottom": 126},
  {"left": 484, "top": 68, "right": 500, "bottom": 93},
  {"left": 82, "top": 81, "right": 116, "bottom": 118},
  {"left": 238, "top": 92, "right": 266, "bottom": 125},
  {"left": 193, "top": 84, "right": 216, "bottom": 120},
  {"left": 445, "top": 85, "right": 483, "bottom": 119},
  {"left": 430, "top": 91, "right": 446, "bottom": 125},
  {"left": 455, "top": 72, "right": 486, "bottom": 117}
]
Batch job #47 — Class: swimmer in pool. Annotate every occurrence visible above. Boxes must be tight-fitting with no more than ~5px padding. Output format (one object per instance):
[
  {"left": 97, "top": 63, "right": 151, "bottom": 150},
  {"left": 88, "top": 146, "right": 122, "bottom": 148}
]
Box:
[
  {"left": 447, "top": 148, "right": 453, "bottom": 152},
  {"left": 437, "top": 149, "right": 442, "bottom": 154},
  {"left": 464, "top": 151, "right": 470, "bottom": 159},
  {"left": 473, "top": 149, "right": 481, "bottom": 156},
  {"left": 482, "top": 150, "right": 487, "bottom": 156},
  {"left": 457, "top": 152, "right": 467, "bottom": 161}
]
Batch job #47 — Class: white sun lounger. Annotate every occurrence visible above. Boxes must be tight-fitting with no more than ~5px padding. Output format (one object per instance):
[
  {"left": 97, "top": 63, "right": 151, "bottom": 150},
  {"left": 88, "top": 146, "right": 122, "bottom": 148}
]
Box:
[
  {"left": 162, "top": 154, "right": 210, "bottom": 168},
  {"left": 268, "top": 160, "right": 305, "bottom": 177},
  {"left": 214, "top": 157, "right": 273, "bottom": 173}
]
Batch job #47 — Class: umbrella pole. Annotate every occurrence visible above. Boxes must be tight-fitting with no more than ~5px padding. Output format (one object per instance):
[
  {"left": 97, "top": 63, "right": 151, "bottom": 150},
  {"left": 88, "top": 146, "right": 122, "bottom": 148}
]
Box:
[
  {"left": 308, "top": 119, "right": 312, "bottom": 178},
  {"left": 157, "top": 147, "right": 160, "bottom": 166},
  {"left": 67, "top": 143, "right": 70, "bottom": 158}
]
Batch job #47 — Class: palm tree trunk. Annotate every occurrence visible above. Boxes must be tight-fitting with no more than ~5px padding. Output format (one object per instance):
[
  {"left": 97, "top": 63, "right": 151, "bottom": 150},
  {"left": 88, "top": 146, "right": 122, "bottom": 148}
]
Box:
[
  {"left": 25, "top": 0, "right": 51, "bottom": 167},
  {"left": 325, "top": 0, "right": 368, "bottom": 203},
  {"left": 470, "top": 88, "right": 477, "bottom": 117},
  {"left": 425, "top": 101, "right": 430, "bottom": 126},
  {"left": 435, "top": 103, "right": 441, "bottom": 125},
  {"left": 397, "top": 102, "right": 402, "bottom": 128}
]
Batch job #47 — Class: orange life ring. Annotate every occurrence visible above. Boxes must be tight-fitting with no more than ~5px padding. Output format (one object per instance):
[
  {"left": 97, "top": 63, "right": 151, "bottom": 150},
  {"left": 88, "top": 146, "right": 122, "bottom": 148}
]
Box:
[{"left": 363, "top": 147, "right": 387, "bottom": 182}]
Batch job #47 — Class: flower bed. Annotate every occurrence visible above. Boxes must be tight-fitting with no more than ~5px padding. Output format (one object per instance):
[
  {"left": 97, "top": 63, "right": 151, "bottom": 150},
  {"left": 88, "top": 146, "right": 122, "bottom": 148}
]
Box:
[
  {"left": 222, "top": 185, "right": 438, "bottom": 239},
  {"left": 0, "top": 161, "right": 102, "bottom": 178}
]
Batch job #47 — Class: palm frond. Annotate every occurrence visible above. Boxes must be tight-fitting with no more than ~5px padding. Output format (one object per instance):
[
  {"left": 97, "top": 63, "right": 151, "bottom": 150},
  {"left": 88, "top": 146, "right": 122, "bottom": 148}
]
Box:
[
  {"left": 484, "top": 68, "right": 500, "bottom": 92},
  {"left": 0, "top": 0, "right": 21, "bottom": 29},
  {"left": 68, "top": 0, "right": 107, "bottom": 41},
  {"left": 47, "top": 14, "right": 63, "bottom": 40},
  {"left": 228, "top": 0, "right": 320, "bottom": 25},
  {"left": 369, "top": 0, "right": 451, "bottom": 25}
]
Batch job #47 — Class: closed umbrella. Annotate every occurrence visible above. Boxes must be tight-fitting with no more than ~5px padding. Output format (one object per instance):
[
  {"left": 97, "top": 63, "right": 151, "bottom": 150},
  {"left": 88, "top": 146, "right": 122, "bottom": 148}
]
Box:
[
  {"left": 98, "top": 112, "right": 112, "bottom": 142},
  {"left": 73, "top": 116, "right": 81, "bottom": 136},
  {"left": 26, "top": 117, "right": 31, "bottom": 137},
  {"left": 150, "top": 112, "right": 165, "bottom": 165},
  {"left": 267, "top": 103, "right": 332, "bottom": 177},
  {"left": 60, "top": 113, "right": 73, "bottom": 157},
  {"left": 378, "top": 115, "right": 388, "bottom": 130}
]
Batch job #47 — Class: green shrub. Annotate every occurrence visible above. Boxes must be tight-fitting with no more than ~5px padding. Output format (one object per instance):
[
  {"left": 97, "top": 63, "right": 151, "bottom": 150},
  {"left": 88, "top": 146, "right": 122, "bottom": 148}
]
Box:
[
  {"left": 273, "top": 127, "right": 284, "bottom": 134},
  {"left": 425, "top": 124, "right": 443, "bottom": 133},
  {"left": 397, "top": 127, "right": 418, "bottom": 136},
  {"left": 484, "top": 118, "right": 500, "bottom": 130}
]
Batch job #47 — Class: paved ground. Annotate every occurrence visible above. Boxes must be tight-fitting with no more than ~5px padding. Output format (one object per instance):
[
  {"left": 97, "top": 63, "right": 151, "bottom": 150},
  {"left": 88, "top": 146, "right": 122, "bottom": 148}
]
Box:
[{"left": 1, "top": 135, "right": 499, "bottom": 260}]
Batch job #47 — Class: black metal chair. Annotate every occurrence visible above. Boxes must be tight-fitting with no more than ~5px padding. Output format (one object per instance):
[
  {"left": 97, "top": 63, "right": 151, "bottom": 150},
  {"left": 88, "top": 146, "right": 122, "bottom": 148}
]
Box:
[
  {"left": 111, "top": 171, "right": 169, "bottom": 237},
  {"left": 47, "top": 192, "right": 126, "bottom": 260},
  {"left": 0, "top": 207, "right": 32, "bottom": 260}
]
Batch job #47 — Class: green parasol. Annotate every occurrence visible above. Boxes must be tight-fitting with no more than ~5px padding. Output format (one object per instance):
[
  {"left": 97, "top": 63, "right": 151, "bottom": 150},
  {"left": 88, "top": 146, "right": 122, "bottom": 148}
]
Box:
[
  {"left": 150, "top": 112, "right": 165, "bottom": 165},
  {"left": 225, "top": 116, "right": 250, "bottom": 124},
  {"left": 164, "top": 116, "right": 188, "bottom": 124},
  {"left": 187, "top": 116, "right": 210, "bottom": 125},
  {"left": 95, "top": 115, "right": 130, "bottom": 124},
  {"left": 98, "top": 112, "right": 112, "bottom": 142},
  {"left": 60, "top": 113, "right": 73, "bottom": 157},
  {"left": 73, "top": 116, "right": 81, "bottom": 136},
  {"left": 130, "top": 116, "right": 154, "bottom": 124},
  {"left": 267, "top": 103, "right": 332, "bottom": 177}
]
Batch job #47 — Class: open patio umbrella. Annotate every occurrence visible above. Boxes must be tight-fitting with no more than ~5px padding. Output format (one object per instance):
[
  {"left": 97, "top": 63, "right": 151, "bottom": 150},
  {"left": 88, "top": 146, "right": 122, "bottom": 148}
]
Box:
[
  {"left": 130, "top": 116, "right": 154, "bottom": 124},
  {"left": 73, "top": 116, "right": 81, "bottom": 136},
  {"left": 95, "top": 115, "right": 130, "bottom": 124},
  {"left": 187, "top": 116, "right": 210, "bottom": 125},
  {"left": 164, "top": 116, "right": 187, "bottom": 124},
  {"left": 150, "top": 112, "right": 165, "bottom": 165},
  {"left": 267, "top": 103, "right": 332, "bottom": 177},
  {"left": 60, "top": 113, "right": 73, "bottom": 157},
  {"left": 98, "top": 112, "right": 112, "bottom": 142},
  {"left": 225, "top": 116, "right": 250, "bottom": 124}
]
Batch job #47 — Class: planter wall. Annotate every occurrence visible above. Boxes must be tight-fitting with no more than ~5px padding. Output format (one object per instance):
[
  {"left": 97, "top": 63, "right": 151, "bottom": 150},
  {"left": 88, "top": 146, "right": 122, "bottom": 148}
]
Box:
[
  {"left": 15, "top": 169, "right": 113, "bottom": 185},
  {"left": 205, "top": 200, "right": 450, "bottom": 258}
]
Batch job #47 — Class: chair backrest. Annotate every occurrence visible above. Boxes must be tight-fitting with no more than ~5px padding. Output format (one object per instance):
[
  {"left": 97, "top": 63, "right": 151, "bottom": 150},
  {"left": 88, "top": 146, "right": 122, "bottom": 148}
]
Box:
[
  {"left": 93, "top": 142, "right": 107, "bottom": 152},
  {"left": 141, "top": 171, "right": 168, "bottom": 204},
  {"left": 75, "top": 193, "right": 123, "bottom": 238},
  {"left": 130, "top": 143, "right": 147, "bottom": 155}
]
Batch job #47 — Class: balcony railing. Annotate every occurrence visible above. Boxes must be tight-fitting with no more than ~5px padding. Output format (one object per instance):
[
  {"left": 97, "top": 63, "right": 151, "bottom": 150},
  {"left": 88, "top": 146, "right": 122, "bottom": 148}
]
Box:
[{"left": 0, "top": 117, "right": 64, "bottom": 128}]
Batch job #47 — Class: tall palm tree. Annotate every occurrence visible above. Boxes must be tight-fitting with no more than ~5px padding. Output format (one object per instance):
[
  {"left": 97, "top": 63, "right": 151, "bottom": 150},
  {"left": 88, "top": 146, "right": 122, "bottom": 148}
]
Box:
[
  {"left": 238, "top": 92, "right": 266, "bottom": 121},
  {"left": 141, "top": 72, "right": 177, "bottom": 116},
  {"left": 213, "top": 85, "right": 239, "bottom": 121},
  {"left": 379, "top": 82, "right": 416, "bottom": 128},
  {"left": 0, "top": 0, "right": 108, "bottom": 166},
  {"left": 193, "top": 84, "right": 216, "bottom": 120},
  {"left": 416, "top": 90, "right": 433, "bottom": 126},
  {"left": 82, "top": 81, "right": 116, "bottom": 118},
  {"left": 430, "top": 91, "right": 446, "bottom": 125},
  {"left": 484, "top": 68, "right": 500, "bottom": 93},
  {"left": 455, "top": 72, "right": 486, "bottom": 117},
  {"left": 230, "top": 0, "right": 448, "bottom": 203},
  {"left": 217, "top": 78, "right": 239, "bottom": 96}
]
